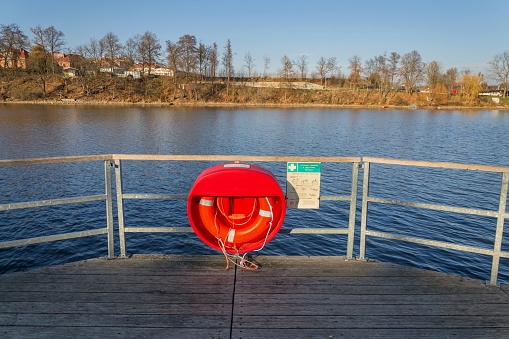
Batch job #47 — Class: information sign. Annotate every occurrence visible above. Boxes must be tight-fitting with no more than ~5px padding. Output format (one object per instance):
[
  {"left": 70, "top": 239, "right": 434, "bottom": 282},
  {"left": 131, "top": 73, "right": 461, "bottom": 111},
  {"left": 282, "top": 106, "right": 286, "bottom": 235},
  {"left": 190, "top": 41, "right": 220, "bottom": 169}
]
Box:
[{"left": 286, "top": 162, "right": 321, "bottom": 209}]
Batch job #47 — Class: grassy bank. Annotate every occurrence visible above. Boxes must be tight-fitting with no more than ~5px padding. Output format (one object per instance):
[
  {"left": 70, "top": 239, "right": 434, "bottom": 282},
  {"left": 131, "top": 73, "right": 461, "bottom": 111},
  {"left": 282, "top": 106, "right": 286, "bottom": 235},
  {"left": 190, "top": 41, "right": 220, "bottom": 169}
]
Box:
[{"left": 0, "top": 73, "right": 506, "bottom": 109}]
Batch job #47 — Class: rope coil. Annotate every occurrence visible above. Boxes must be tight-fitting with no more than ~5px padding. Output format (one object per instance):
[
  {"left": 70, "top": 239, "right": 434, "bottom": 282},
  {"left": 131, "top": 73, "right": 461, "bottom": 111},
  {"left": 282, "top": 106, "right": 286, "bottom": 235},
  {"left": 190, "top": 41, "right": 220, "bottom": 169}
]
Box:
[{"left": 214, "top": 197, "right": 275, "bottom": 270}]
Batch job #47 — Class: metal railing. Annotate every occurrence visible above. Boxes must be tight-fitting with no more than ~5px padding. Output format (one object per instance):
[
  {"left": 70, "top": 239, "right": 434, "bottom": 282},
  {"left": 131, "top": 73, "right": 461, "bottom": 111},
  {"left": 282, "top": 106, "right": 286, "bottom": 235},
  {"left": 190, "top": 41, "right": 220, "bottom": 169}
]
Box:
[
  {"left": 112, "top": 154, "right": 360, "bottom": 259},
  {"left": 359, "top": 157, "right": 509, "bottom": 286},
  {"left": 1, "top": 154, "right": 508, "bottom": 285},
  {"left": 0, "top": 155, "right": 115, "bottom": 257}
]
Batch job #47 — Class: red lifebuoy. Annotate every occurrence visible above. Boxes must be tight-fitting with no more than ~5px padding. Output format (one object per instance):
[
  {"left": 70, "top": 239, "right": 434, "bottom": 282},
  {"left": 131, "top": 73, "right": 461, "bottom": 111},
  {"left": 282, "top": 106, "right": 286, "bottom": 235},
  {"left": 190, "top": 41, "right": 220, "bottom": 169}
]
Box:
[
  {"left": 198, "top": 196, "right": 274, "bottom": 246},
  {"left": 187, "top": 163, "right": 286, "bottom": 254}
]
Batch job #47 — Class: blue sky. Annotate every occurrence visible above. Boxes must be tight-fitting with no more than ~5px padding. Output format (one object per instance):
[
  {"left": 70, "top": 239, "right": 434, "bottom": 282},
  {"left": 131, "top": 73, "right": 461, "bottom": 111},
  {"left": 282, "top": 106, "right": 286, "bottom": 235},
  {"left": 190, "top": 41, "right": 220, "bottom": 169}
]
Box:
[{"left": 2, "top": 0, "right": 507, "bottom": 77}]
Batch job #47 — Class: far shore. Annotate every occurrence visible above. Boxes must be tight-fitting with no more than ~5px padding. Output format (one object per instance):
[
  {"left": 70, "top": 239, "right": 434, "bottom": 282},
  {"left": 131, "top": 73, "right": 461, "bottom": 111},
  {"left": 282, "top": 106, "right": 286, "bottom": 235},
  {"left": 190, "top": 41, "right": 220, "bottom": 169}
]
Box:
[{"left": 1, "top": 99, "right": 507, "bottom": 111}]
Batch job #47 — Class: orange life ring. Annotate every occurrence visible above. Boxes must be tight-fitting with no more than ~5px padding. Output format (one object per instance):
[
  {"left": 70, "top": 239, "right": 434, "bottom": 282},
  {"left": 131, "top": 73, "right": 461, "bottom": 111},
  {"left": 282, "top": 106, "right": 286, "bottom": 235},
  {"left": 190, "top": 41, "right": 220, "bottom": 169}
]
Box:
[
  {"left": 187, "top": 163, "right": 286, "bottom": 254},
  {"left": 198, "top": 196, "right": 274, "bottom": 249}
]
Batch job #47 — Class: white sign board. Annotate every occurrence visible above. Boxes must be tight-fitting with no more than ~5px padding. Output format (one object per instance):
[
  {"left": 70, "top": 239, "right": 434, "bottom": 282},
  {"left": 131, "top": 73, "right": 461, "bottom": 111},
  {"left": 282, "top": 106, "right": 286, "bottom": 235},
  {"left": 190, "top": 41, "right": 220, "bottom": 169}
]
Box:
[{"left": 286, "top": 162, "right": 321, "bottom": 209}]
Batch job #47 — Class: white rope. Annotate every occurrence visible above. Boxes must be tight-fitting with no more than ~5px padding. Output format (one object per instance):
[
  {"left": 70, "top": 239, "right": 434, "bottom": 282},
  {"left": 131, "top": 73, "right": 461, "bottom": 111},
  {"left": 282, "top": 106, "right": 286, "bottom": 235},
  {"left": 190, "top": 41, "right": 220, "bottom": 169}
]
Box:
[{"left": 253, "top": 196, "right": 274, "bottom": 253}]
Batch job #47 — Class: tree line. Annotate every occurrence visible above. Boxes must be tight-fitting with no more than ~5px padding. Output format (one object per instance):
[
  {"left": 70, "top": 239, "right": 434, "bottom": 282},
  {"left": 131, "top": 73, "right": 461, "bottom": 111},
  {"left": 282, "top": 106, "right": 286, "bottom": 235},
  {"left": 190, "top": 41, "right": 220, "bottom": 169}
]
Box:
[{"left": 1, "top": 22, "right": 508, "bottom": 102}]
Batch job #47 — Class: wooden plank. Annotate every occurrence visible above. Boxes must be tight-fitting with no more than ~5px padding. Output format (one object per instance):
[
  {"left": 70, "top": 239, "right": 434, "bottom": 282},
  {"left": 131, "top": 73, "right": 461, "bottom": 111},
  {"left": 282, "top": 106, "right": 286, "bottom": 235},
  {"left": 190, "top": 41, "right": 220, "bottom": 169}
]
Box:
[
  {"left": 235, "top": 275, "right": 488, "bottom": 287},
  {"left": 231, "top": 328, "right": 509, "bottom": 339},
  {"left": 16, "top": 255, "right": 234, "bottom": 276},
  {"left": 234, "top": 283, "right": 501, "bottom": 295},
  {"left": 235, "top": 256, "right": 471, "bottom": 277},
  {"left": 231, "top": 315, "right": 509, "bottom": 329},
  {"left": 235, "top": 303, "right": 509, "bottom": 316},
  {"left": 0, "top": 274, "right": 233, "bottom": 285},
  {"left": 234, "top": 293, "right": 509, "bottom": 305},
  {"left": 0, "top": 282, "right": 232, "bottom": 293},
  {"left": 0, "top": 291, "right": 232, "bottom": 304},
  {"left": 0, "top": 326, "right": 228, "bottom": 339},
  {"left": 0, "top": 313, "right": 228, "bottom": 328},
  {"left": 0, "top": 301, "right": 230, "bottom": 315}
]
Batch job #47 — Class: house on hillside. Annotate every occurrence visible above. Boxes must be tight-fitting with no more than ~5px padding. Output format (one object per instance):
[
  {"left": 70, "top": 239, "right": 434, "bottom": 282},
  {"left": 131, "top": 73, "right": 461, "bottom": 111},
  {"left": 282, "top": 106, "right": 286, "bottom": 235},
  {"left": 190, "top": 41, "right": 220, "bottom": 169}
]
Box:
[
  {"left": 132, "top": 63, "right": 173, "bottom": 77},
  {"left": 100, "top": 65, "right": 124, "bottom": 75},
  {"left": 0, "top": 49, "right": 30, "bottom": 68},
  {"left": 54, "top": 53, "right": 83, "bottom": 70}
]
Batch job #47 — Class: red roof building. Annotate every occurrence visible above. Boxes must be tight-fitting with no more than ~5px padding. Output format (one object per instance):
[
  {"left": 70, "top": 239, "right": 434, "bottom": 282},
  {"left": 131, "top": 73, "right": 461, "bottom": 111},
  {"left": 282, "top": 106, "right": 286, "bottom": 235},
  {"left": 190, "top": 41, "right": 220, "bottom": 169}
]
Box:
[{"left": 0, "top": 49, "right": 30, "bottom": 68}]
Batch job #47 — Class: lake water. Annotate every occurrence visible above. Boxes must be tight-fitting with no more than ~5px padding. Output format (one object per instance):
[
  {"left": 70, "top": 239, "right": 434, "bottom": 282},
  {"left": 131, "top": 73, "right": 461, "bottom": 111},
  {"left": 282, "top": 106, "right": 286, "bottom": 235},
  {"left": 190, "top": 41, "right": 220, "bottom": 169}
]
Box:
[{"left": 1, "top": 104, "right": 509, "bottom": 283}]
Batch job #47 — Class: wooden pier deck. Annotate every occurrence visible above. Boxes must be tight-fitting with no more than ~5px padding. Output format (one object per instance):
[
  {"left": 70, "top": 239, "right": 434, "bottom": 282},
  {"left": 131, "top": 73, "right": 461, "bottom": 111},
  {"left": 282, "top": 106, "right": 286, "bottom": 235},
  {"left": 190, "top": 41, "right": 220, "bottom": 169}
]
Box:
[{"left": 1, "top": 255, "right": 509, "bottom": 338}]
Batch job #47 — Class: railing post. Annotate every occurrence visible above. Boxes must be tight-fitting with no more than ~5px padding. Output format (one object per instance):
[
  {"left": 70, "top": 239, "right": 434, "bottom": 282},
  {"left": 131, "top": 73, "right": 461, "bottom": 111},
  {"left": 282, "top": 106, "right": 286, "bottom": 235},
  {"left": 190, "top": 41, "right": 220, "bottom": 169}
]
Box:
[
  {"left": 104, "top": 160, "right": 114, "bottom": 258},
  {"left": 114, "top": 159, "right": 128, "bottom": 258},
  {"left": 489, "top": 172, "right": 509, "bottom": 286},
  {"left": 359, "top": 161, "right": 370, "bottom": 260},
  {"left": 346, "top": 162, "right": 360, "bottom": 259}
]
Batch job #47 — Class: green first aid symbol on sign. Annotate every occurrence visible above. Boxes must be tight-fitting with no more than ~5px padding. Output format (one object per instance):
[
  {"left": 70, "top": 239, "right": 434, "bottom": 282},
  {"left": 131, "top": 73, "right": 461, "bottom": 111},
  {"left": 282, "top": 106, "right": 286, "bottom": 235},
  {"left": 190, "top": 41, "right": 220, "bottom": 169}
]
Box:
[{"left": 287, "top": 162, "right": 321, "bottom": 173}]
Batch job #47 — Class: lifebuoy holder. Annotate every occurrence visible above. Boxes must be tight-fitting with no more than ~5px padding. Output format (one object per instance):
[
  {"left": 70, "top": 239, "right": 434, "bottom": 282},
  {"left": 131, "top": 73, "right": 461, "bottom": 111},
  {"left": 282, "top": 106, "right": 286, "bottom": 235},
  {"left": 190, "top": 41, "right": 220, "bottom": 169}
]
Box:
[{"left": 187, "top": 163, "right": 286, "bottom": 254}]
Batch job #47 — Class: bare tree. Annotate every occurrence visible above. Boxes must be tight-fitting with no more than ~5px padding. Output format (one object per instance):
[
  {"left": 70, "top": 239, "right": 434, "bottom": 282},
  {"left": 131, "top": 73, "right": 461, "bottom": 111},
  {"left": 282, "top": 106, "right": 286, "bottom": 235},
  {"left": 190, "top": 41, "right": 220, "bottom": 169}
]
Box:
[
  {"left": 426, "top": 60, "right": 443, "bottom": 89},
  {"left": 387, "top": 52, "right": 400, "bottom": 89},
  {"left": 99, "top": 32, "right": 122, "bottom": 99},
  {"left": 279, "top": 55, "right": 294, "bottom": 101},
  {"left": 263, "top": 56, "right": 271, "bottom": 78},
  {"left": 165, "top": 39, "right": 181, "bottom": 99},
  {"left": 443, "top": 67, "right": 458, "bottom": 92},
  {"left": 78, "top": 37, "right": 104, "bottom": 73},
  {"left": 31, "top": 25, "right": 65, "bottom": 54},
  {"left": 209, "top": 42, "right": 219, "bottom": 79},
  {"left": 166, "top": 40, "right": 179, "bottom": 74},
  {"left": 122, "top": 37, "right": 139, "bottom": 71},
  {"left": 316, "top": 56, "right": 337, "bottom": 88},
  {"left": 488, "top": 51, "right": 509, "bottom": 97},
  {"left": 100, "top": 32, "right": 122, "bottom": 73},
  {"left": 198, "top": 42, "right": 208, "bottom": 80},
  {"left": 364, "top": 55, "right": 384, "bottom": 89},
  {"left": 222, "top": 39, "right": 234, "bottom": 95},
  {"left": 177, "top": 34, "right": 198, "bottom": 76},
  {"left": 399, "top": 50, "right": 425, "bottom": 93},
  {"left": 327, "top": 57, "right": 338, "bottom": 85},
  {"left": 348, "top": 55, "right": 362, "bottom": 89},
  {"left": 244, "top": 52, "right": 255, "bottom": 79},
  {"left": 137, "top": 31, "right": 161, "bottom": 76},
  {"left": 296, "top": 55, "right": 308, "bottom": 80},
  {"left": 0, "top": 23, "right": 29, "bottom": 68},
  {"left": 279, "top": 55, "right": 294, "bottom": 80}
]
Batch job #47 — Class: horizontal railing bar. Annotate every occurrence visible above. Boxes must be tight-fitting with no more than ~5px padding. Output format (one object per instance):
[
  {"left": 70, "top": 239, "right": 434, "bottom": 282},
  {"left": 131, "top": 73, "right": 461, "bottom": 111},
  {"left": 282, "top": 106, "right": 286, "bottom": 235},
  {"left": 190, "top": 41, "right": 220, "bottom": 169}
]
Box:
[
  {"left": 279, "top": 228, "right": 349, "bottom": 234},
  {"left": 320, "top": 195, "right": 351, "bottom": 201},
  {"left": 0, "top": 195, "right": 107, "bottom": 211},
  {"left": 122, "top": 193, "right": 188, "bottom": 200},
  {"left": 122, "top": 194, "right": 351, "bottom": 201},
  {"left": 123, "top": 227, "right": 348, "bottom": 235},
  {"left": 2, "top": 154, "right": 507, "bottom": 173},
  {"left": 365, "top": 230, "right": 494, "bottom": 256},
  {"left": 112, "top": 154, "right": 361, "bottom": 163},
  {"left": 363, "top": 157, "right": 509, "bottom": 173},
  {"left": 124, "top": 227, "right": 194, "bottom": 233},
  {"left": 367, "top": 197, "right": 501, "bottom": 218},
  {"left": 0, "top": 154, "right": 112, "bottom": 167},
  {"left": 0, "top": 228, "right": 109, "bottom": 249}
]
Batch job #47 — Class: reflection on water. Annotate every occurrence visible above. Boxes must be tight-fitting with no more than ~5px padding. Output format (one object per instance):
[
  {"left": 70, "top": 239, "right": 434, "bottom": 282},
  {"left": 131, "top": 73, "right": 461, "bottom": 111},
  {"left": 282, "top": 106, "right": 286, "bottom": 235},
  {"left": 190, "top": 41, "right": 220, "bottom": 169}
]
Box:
[{"left": 1, "top": 104, "right": 509, "bottom": 283}]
